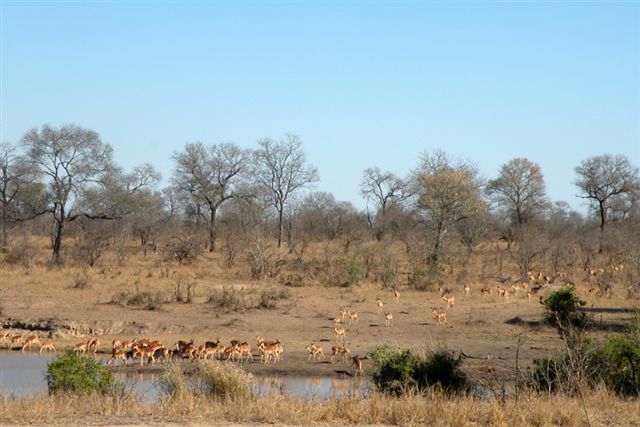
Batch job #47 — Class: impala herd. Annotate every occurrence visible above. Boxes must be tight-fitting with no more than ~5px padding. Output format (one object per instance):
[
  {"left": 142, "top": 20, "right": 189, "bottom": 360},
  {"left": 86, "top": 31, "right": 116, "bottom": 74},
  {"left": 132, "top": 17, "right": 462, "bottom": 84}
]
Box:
[{"left": 0, "top": 267, "right": 614, "bottom": 378}]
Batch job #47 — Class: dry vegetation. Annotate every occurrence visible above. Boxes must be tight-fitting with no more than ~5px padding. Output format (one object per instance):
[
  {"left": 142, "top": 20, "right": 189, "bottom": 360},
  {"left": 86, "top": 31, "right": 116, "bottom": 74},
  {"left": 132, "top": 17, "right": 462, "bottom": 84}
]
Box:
[{"left": 1, "top": 387, "right": 639, "bottom": 426}]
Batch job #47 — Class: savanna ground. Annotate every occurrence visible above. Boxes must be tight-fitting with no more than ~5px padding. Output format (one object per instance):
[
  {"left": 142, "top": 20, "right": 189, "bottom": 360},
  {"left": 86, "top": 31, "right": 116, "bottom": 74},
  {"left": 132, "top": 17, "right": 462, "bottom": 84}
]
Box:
[{"left": 1, "top": 237, "right": 639, "bottom": 425}]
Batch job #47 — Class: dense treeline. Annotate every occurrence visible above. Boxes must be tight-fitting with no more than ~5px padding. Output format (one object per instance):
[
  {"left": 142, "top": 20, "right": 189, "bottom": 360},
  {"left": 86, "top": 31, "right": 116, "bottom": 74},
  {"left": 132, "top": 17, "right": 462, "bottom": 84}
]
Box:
[{"left": 1, "top": 123, "right": 639, "bottom": 294}]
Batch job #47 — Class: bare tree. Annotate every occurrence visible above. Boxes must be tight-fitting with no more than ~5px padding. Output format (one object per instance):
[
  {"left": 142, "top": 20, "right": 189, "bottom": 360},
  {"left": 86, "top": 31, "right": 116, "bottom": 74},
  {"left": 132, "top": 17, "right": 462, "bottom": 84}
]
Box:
[
  {"left": 253, "top": 135, "right": 319, "bottom": 248},
  {"left": 21, "top": 124, "right": 116, "bottom": 263},
  {"left": 0, "top": 143, "right": 43, "bottom": 246},
  {"left": 360, "top": 167, "right": 410, "bottom": 240},
  {"left": 486, "top": 158, "right": 549, "bottom": 225},
  {"left": 415, "top": 150, "right": 486, "bottom": 265},
  {"left": 575, "top": 154, "right": 639, "bottom": 231},
  {"left": 171, "top": 142, "right": 247, "bottom": 251}
]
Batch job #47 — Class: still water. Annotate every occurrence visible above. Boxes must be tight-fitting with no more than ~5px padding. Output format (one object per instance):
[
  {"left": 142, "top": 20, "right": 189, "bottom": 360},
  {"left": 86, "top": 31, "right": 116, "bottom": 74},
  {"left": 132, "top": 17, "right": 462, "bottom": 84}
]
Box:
[{"left": 0, "top": 351, "right": 371, "bottom": 400}]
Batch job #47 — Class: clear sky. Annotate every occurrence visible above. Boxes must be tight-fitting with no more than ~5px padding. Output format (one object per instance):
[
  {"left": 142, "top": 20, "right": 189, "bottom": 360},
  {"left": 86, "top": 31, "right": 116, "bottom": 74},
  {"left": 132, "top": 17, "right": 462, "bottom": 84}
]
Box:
[{"left": 1, "top": 1, "right": 638, "bottom": 212}]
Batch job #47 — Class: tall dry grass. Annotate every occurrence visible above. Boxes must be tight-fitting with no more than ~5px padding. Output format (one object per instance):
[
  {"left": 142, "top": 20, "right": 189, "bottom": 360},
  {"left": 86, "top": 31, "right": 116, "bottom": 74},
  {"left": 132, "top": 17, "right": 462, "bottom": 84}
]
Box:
[{"left": 1, "top": 386, "right": 638, "bottom": 426}]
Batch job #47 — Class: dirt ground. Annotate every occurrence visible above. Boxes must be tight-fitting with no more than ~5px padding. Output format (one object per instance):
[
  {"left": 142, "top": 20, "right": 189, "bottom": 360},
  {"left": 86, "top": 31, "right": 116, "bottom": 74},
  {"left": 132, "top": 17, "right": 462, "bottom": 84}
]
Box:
[{"left": 1, "top": 244, "right": 637, "bottom": 383}]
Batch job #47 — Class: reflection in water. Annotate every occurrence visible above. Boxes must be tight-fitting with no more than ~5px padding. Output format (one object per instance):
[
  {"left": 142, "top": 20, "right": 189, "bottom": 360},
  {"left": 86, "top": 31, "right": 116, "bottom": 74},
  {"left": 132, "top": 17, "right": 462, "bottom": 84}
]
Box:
[{"left": 0, "top": 351, "right": 372, "bottom": 401}]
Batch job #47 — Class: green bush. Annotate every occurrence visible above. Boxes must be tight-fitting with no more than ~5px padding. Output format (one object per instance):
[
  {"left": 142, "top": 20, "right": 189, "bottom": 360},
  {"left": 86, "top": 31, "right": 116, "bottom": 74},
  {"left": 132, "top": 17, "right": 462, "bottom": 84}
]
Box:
[
  {"left": 370, "top": 344, "right": 470, "bottom": 396},
  {"left": 593, "top": 334, "right": 640, "bottom": 396},
  {"left": 543, "top": 288, "right": 586, "bottom": 327},
  {"left": 341, "top": 256, "right": 364, "bottom": 288},
  {"left": 46, "top": 351, "right": 121, "bottom": 395},
  {"left": 527, "top": 357, "right": 566, "bottom": 394}
]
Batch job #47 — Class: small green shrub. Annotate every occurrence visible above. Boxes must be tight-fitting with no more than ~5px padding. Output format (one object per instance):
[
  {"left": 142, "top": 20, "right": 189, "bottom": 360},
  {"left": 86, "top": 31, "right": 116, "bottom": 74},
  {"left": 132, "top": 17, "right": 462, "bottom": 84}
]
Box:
[
  {"left": 379, "top": 270, "right": 396, "bottom": 288},
  {"left": 543, "top": 288, "right": 586, "bottom": 327},
  {"left": 370, "top": 344, "right": 470, "bottom": 396},
  {"left": 593, "top": 334, "right": 640, "bottom": 396},
  {"left": 47, "top": 351, "right": 121, "bottom": 395},
  {"left": 337, "top": 256, "right": 364, "bottom": 288},
  {"left": 527, "top": 357, "right": 566, "bottom": 394}
]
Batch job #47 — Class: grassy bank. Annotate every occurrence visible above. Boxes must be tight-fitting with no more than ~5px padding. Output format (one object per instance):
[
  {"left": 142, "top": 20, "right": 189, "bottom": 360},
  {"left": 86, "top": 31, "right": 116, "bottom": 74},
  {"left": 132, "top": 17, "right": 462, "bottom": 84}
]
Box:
[{"left": 1, "top": 388, "right": 638, "bottom": 426}]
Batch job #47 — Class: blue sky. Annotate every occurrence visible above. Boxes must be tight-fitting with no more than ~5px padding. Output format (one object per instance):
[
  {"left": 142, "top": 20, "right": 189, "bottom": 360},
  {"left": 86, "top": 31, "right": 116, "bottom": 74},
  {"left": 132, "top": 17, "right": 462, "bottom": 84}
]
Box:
[{"left": 1, "top": 1, "right": 638, "bottom": 212}]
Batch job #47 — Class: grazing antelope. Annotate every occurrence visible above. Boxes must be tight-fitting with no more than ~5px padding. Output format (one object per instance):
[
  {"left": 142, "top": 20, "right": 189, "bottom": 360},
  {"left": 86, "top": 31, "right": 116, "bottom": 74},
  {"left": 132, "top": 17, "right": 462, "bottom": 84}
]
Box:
[
  {"left": 347, "top": 310, "right": 358, "bottom": 324},
  {"left": 394, "top": 289, "right": 400, "bottom": 301},
  {"left": 352, "top": 355, "right": 365, "bottom": 377},
  {"left": 0, "top": 331, "right": 11, "bottom": 348},
  {"left": 9, "top": 334, "right": 23, "bottom": 350},
  {"left": 376, "top": 298, "right": 384, "bottom": 315},
  {"left": 334, "top": 326, "right": 346, "bottom": 343},
  {"left": 21, "top": 335, "right": 40, "bottom": 352},
  {"left": 108, "top": 349, "right": 127, "bottom": 366},
  {"left": 586, "top": 287, "right": 597, "bottom": 296},
  {"left": 74, "top": 342, "right": 88, "bottom": 354},
  {"left": 480, "top": 287, "right": 492, "bottom": 297},
  {"left": 433, "top": 309, "right": 447, "bottom": 325},
  {"left": 463, "top": 284, "right": 471, "bottom": 297},
  {"left": 330, "top": 345, "right": 350, "bottom": 364},
  {"left": 86, "top": 338, "right": 100, "bottom": 354},
  {"left": 39, "top": 340, "right": 56, "bottom": 353},
  {"left": 442, "top": 295, "right": 455, "bottom": 309},
  {"left": 384, "top": 312, "right": 394, "bottom": 327}
]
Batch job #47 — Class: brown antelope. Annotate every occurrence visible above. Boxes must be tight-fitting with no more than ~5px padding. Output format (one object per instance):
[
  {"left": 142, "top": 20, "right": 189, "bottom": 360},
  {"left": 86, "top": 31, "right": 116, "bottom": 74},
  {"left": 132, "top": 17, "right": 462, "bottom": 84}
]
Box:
[
  {"left": 74, "top": 342, "right": 88, "bottom": 354},
  {"left": 433, "top": 309, "right": 447, "bottom": 325},
  {"left": 352, "top": 355, "right": 365, "bottom": 377},
  {"left": 150, "top": 346, "right": 170, "bottom": 364},
  {"left": 108, "top": 349, "right": 127, "bottom": 366},
  {"left": 235, "top": 342, "right": 253, "bottom": 362},
  {"left": 258, "top": 342, "right": 281, "bottom": 364},
  {"left": 39, "top": 340, "right": 56, "bottom": 353},
  {"left": 339, "top": 307, "right": 349, "bottom": 321},
  {"left": 120, "top": 338, "right": 137, "bottom": 351},
  {"left": 21, "top": 335, "right": 40, "bottom": 352},
  {"left": 86, "top": 338, "right": 100, "bottom": 354},
  {"left": 442, "top": 295, "right": 455, "bottom": 309},
  {"left": 334, "top": 326, "right": 346, "bottom": 343},
  {"left": 255, "top": 337, "right": 277, "bottom": 347},
  {"left": 0, "top": 331, "right": 11, "bottom": 348},
  {"left": 586, "top": 287, "right": 597, "bottom": 296},
  {"left": 333, "top": 316, "right": 343, "bottom": 326},
  {"left": 376, "top": 298, "right": 384, "bottom": 315},
  {"left": 112, "top": 339, "right": 123, "bottom": 352},
  {"left": 496, "top": 286, "right": 508, "bottom": 301},
  {"left": 305, "top": 343, "right": 325, "bottom": 361},
  {"left": 480, "top": 287, "right": 492, "bottom": 297},
  {"left": 347, "top": 310, "right": 358, "bottom": 324},
  {"left": 133, "top": 344, "right": 155, "bottom": 366},
  {"left": 463, "top": 284, "right": 471, "bottom": 296},
  {"left": 394, "top": 289, "right": 400, "bottom": 301},
  {"left": 330, "top": 345, "right": 350, "bottom": 363},
  {"left": 384, "top": 312, "right": 394, "bottom": 327},
  {"left": 556, "top": 271, "right": 567, "bottom": 279},
  {"left": 526, "top": 291, "right": 532, "bottom": 302},
  {"left": 9, "top": 334, "right": 23, "bottom": 350}
]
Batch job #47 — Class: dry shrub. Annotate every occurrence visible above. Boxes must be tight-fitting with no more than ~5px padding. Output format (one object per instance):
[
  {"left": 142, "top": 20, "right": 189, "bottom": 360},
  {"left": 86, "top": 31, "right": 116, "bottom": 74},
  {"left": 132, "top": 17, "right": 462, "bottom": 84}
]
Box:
[
  {"left": 208, "top": 286, "right": 249, "bottom": 312},
  {"left": 72, "top": 271, "right": 90, "bottom": 290},
  {"left": 1, "top": 388, "right": 640, "bottom": 426},
  {"left": 109, "top": 289, "right": 165, "bottom": 311},
  {"left": 258, "top": 287, "right": 291, "bottom": 309},
  {"left": 172, "top": 279, "right": 197, "bottom": 303},
  {"left": 3, "top": 236, "right": 38, "bottom": 273},
  {"left": 164, "top": 235, "right": 203, "bottom": 265}
]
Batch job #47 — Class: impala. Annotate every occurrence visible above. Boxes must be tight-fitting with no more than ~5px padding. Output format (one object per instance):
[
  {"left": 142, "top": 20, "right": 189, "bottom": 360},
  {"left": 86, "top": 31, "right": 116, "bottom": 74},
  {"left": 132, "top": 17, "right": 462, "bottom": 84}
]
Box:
[
  {"left": 384, "top": 312, "right": 394, "bottom": 327},
  {"left": 526, "top": 291, "right": 532, "bottom": 302},
  {"left": 339, "top": 308, "right": 349, "bottom": 321},
  {"left": 9, "top": 334, "right": 22, "bottom": 350},
  {"left": 463, "top": 284, "right": 471, "bottom": 296},
  {"left": 480, "top": 287, "right": 492, "bottom": 297},
  {"left": 258, "top": 342, "right": 281, "bottom": 364},
  {"left": 0, "top": 331, "right": 11, "bottom": 348},
  {"left": 433, "top": 309, "right": 447, "bottom": 325},
  {"left": 394, "top": 289, "right": 400, "bottom": 301},
  {"left": 586, "top": 287, "right": 597, "bottom": 296},
  {"left": 39, "top": 340, "right": 56, "bottom": 353},
  {"left": 352, "top": 356, "right": 365, "bottom": 377},
  {"left": 347, "top": 310, "right": 358, "bottom": 324},
  {"left": 74, "top": 342, "right": 88, "bottom": 354},
  {"left": 376, "top": 298, "right": 384, "bottom": 315},
  {"left": 21, "top": 335, "right": 40, "bottom": 352},
  {"left": 334, "top": 326, "right": 346, "bottom": 342},
  {"left": 86, "top": 338, "right": 100, "bottom": 354},
  {"left": 112, "top": 339, "right": 123, "bottom": 352},
  {"left": 108, "top": 349, "right": 127, "bottom": 366},
  {"left": 305, "top": 343, "right": 325, "bottom": 360},
  {"left": 330, "top": 345, "right": 350, "bottom": 363},
  {"left": 442, "top": 295, "right": 455, "bottom": 309},
  {"left": 235, "top": 342, "right": 253, "bottom": 362}
]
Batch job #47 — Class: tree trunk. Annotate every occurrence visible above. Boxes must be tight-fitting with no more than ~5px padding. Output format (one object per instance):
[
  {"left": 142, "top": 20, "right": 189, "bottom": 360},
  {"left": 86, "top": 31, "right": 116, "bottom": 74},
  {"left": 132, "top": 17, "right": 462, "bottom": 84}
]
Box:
[
  {"left": 277, "top": 207, "right": 284, "bottom": 248},
  {"left": 209, "top": 206, "right": 218, "bottom": 252},
  {"left": 1, "top": 204, "right": 7, "bottom": 247},
  {"left": 52, "top": 211, "right": 64, "bottom": 264},
  {"left": 430, "top": 221, "right": 444, "bottom": 265}
]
